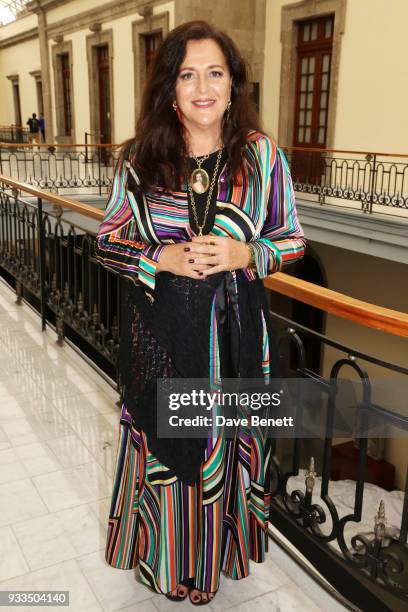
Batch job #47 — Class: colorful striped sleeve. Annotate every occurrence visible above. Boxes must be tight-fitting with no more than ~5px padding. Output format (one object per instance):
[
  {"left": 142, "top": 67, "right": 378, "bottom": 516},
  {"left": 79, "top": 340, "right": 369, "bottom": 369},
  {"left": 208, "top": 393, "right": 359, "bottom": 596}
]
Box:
[
  {"left": 243, "top": 146, "right": 306, "bottom": 280},
  {"left": 94, "top": 156, "right": 166, "bottom": 291}
]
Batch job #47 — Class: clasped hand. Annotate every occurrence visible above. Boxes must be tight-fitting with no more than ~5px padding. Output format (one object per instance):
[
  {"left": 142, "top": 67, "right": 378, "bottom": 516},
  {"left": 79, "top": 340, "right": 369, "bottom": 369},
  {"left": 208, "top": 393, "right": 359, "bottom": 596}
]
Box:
[{"left": 157, "top": 235, "right": 251, "bottom": 280}]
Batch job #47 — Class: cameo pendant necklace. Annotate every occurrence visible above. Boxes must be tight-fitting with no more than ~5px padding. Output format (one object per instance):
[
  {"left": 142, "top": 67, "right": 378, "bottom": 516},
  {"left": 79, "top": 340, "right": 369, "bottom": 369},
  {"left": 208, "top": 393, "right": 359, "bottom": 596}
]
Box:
[
  {"left": 188, "top": 141, "right": 222, "bottom": 194},
  {"left": 187, "top": 147, "right": 224, "bottom": 236}
]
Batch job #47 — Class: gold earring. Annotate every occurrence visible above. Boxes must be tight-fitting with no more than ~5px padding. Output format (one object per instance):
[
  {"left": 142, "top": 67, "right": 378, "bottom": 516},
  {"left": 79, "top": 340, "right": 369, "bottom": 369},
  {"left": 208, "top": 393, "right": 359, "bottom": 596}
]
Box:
[{"left": 172, "top": 101, "right": 178, "bottom": 111}]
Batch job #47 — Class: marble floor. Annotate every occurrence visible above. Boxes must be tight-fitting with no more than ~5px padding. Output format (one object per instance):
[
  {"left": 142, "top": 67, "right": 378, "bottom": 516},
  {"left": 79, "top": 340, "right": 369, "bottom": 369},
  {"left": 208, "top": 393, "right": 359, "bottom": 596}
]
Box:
[{"left": 0, "top": 278, "right": 350, "bottom": 612}]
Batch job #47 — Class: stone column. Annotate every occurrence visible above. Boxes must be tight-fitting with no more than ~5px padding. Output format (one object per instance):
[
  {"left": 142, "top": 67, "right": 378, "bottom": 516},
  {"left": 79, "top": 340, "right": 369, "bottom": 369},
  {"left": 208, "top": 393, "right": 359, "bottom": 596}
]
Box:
[{"left": 37, "top": 8, "right": 54, "bottom": 143}]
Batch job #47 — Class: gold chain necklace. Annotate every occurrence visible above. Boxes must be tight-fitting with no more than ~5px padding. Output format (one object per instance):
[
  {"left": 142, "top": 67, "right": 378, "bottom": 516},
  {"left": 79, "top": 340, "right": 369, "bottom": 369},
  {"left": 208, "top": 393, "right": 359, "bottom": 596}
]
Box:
[{"left": 187, "top": 147, "right": 223, "bottom": 237}]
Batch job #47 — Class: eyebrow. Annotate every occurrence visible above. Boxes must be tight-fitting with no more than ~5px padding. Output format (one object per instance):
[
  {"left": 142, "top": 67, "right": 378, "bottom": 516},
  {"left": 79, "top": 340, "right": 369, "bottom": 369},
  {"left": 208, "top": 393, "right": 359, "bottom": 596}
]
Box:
[{"left": 179, "top": 64, "right": 225, "bottom": 71}]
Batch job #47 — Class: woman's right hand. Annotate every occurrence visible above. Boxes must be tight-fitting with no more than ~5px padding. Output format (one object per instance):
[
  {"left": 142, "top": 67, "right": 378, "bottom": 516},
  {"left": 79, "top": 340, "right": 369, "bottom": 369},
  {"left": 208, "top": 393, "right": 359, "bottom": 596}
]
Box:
[{"left": 156, "top": 242, "right": 215, "bottom": 279}]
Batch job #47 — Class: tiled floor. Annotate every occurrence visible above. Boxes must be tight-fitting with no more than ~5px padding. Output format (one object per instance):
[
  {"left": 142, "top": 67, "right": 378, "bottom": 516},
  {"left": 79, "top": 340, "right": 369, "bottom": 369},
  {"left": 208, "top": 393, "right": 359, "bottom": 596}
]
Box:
[{"left": 0, "top": 278, "right": 349, "bottom": 612}]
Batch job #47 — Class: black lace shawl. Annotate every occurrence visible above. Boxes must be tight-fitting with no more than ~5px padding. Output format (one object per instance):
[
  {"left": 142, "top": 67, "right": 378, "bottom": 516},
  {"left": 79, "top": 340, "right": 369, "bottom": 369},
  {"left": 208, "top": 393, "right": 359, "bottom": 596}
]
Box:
[{"left": 118, "top": 269, "right": 281, "bottom": 486}]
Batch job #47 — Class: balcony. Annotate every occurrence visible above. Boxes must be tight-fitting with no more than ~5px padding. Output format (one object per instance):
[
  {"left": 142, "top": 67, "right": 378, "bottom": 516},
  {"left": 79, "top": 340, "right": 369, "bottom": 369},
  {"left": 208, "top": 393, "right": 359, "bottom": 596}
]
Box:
[
  {"left": 282, "top": 147, "right": 408, "bottom": 265},
  {"left": 1, "top": 141, "right": 407, "bottom": 264},
  {"left": 0, "top": 159, "right": 408, "bottom": 611}
]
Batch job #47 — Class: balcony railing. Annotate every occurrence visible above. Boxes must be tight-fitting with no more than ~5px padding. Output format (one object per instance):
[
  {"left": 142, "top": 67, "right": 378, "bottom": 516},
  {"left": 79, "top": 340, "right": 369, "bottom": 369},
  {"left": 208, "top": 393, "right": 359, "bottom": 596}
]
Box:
[
  {"left": 0, "top": 174, "right": 407, "bottom": 611},
  {"left": 1, "top": 143, "right": 408, "bottom": 218},
  {"left": 0, "top": 143, "right": 119, "bottom": 195},
  {"left": 0, "top": 124, "right": 30, "bottom": 144},
  {"left": 282, "top": 146, "right": 408, "bottom": 217}
]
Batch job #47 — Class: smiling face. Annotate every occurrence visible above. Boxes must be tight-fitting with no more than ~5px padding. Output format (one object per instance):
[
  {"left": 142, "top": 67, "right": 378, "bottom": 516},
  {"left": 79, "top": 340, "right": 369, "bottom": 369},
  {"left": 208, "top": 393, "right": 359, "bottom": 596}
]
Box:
[{"left": 175, "top": 38, "right": 232, "bottom": 135}]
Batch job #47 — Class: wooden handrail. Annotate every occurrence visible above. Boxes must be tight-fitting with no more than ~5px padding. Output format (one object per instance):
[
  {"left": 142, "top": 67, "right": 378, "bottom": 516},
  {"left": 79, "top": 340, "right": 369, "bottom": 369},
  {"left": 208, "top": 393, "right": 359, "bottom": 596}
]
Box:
[
  {"left": 0, "top": 125, "right": 29, "bottom": 129},
  {"left": 264, "top": 274, "right": 408, "bottom": 338},
  {"left": 0, "top": 142, "right": 120, "bottom": 149},
  {"left": 1, "top": 174, "right": 407, "bottom": 338},
  {"left": 0, "top": 175, "right": 102, "bottom": 220}
]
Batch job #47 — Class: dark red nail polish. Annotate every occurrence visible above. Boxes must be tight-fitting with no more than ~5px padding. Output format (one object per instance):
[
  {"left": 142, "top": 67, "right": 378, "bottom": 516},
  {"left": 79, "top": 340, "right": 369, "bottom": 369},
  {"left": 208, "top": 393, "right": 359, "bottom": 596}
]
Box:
[
  {"left": 188, "top": 258, "right": 194, "bottom": 263},
  {"left": 184, "top": 247, "right": 190, "bottom": 252},
  {"left": 198, "top": 272, "right": 203, "bottom": 275}
]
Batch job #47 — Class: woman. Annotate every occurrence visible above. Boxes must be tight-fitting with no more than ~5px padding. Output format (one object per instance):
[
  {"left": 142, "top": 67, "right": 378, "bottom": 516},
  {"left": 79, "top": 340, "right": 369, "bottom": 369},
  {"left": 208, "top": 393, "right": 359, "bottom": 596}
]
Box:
[{"left": 95, "top": 20, "right": 306, "bottom": 605}]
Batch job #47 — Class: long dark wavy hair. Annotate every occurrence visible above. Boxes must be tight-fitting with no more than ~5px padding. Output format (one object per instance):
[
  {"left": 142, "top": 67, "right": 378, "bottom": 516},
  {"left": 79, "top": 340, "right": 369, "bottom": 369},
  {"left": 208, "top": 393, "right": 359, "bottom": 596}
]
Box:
[{"left": 120, "top": 20, "right": 268, "bottom": 193}]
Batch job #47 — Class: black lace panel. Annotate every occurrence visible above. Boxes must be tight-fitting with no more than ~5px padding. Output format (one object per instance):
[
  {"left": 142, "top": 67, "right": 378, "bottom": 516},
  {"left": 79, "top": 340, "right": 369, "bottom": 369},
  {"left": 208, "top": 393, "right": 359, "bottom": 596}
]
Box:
[{"left": 117, "top": 269, "right": 281, "bottom": 486}]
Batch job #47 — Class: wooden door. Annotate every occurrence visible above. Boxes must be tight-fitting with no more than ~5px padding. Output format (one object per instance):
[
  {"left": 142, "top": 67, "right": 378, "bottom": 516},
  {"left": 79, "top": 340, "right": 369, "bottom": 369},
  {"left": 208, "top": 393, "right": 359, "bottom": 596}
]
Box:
[
  {"left": 98, "top": 45, "right": 111, "bottom": 144},
  {"left": 60, "top": 53, "right": 72, "bottom": 137},
  {"left": 13, "top": 82, "right": 22, "bottom": 142},
  {"left": 97, "top": 45, "right": 111, "bottom": 163},
  {"left": 144, "top": 31, "right": 163, "bottom": 74},
  {"left": 291, "top": 16, "right": 334, "bottom": 184}
]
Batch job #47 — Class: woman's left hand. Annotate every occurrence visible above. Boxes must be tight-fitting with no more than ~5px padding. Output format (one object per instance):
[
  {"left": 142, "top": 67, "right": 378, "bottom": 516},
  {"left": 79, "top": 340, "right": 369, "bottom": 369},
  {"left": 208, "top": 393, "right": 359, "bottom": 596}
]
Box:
[{"left": 189, "top": 235, "right": 251, "bottom": 276}]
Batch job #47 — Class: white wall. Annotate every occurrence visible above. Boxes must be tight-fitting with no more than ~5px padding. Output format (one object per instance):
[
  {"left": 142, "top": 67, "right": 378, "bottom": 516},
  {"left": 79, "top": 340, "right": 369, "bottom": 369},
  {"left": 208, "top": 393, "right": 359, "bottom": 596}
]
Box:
[
  {"left": 0, "top": 13, "right": 37, "bottom": 40},
  {"left": 0, "top": 37, "right": 40, "bottom": 125},
  {"left": 106, "top": 13, "right": 140, "bottom": 143},
  {"left": 155, "top": 1, "right": 175, "bottom": 30},
  {"left": 335, "top": 0, "right": 408, "bottom": 153},
  {"left": 262, "top": 0, "right": 297, "bottom": 140},
  {"left": 46, "top": 0, "right": 106, "bottom": 25},
  {"left": 0, "top": 13, "right": 39, "bottom": 125},
  {"left": 312, "top": 241, "right": 408, "bottom": 489},
  {"left": 263, "top": 0, "right": 408, "bottom": 154}
]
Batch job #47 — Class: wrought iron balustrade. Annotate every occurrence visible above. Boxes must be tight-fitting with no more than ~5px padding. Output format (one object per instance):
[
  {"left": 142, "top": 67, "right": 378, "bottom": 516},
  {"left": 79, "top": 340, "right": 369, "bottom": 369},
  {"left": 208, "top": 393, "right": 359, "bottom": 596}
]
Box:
[
  {"left": 0, "top": 125, "right": 30, "bottom": 144},
  {"left": 0, "top": 143, "right": 119, "bottom": 194},
  {"left": 0, "top": 175, "right": 407, "bottom": 611},
  {"left": 0, "top": 177, "right": 119, "bottom": 379},
  {"left": 282, "top": 146, "right": 408, "bottom": 216},
  {"left": 263, "top": 272, "right": 408, "bottom": 611},
  {"left": 1, "top": 144, "right": 408, "bottom": 218}
]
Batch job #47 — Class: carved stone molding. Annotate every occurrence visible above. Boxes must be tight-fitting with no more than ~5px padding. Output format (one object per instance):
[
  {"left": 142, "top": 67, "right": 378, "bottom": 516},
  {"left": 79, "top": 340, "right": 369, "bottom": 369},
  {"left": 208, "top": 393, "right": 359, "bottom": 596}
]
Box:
[
  {"left": 89, "top": 22, "right": 102, "bottom": 33},
  {"left": 26, "top": 0, "right": 67, "bottom": 13},
  {"left": 0, "top": 28, "right": 38, "bottom": 49},
  {"left": 137, "top": 5, "right": 154, "bottom": 19},
  {"left": 45, "top": 0, "right": 160, "bottom": 39},
  {"left": 29, "top": 70, "right": 42, "bottom": 81}
]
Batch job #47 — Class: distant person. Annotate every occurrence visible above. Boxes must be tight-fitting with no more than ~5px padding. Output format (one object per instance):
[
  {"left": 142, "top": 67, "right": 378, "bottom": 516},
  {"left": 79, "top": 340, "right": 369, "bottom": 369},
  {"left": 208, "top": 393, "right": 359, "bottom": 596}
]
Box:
[
  {"left": 26, "top": 113, "right": 40, "bottom": 146},
  {"left": 38, "top": 113, "right": 45, "bottom": 143}
]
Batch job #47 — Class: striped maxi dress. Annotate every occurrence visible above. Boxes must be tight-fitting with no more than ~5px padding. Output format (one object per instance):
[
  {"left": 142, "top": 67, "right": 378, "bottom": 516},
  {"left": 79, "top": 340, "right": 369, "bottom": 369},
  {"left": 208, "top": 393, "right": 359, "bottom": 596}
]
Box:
[{"left": 94, "top": 130, "right": 306, "bottom": 595}]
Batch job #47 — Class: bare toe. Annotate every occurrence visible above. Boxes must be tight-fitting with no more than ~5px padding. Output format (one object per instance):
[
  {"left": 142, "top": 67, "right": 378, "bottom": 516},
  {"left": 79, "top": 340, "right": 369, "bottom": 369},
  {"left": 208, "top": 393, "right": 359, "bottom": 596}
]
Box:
[
  {"left": 177, "top": 585, "right": 188, "bottom": 597},
  {"left": 190, "top": 588, "right": 201, "bottom": 603}
]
